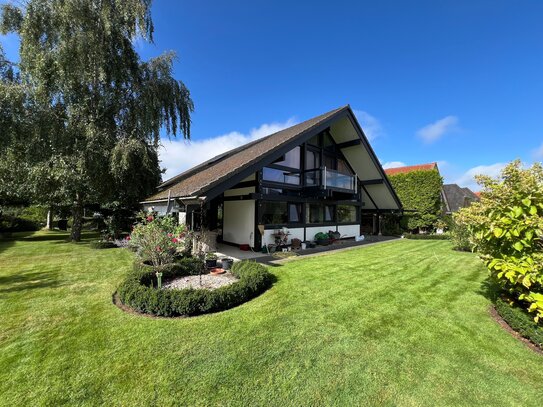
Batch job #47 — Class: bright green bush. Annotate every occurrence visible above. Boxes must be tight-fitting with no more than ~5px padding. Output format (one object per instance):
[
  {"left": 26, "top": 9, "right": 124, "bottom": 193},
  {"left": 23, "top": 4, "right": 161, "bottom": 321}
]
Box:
[
  {"left": 457, "top": 161, "right": 543, "bottom": 323},
  {"left": 495, "top": 298, "right": 543, "bottom": 348},
  {"left": 450, "top": 218, "right": 471, "bottom": 251},
  {"left": 387, "top": 169, "right": 443, "bottom": 232},
  {"left": 117, "top": 259, "right": 273, "bottom": 317}
]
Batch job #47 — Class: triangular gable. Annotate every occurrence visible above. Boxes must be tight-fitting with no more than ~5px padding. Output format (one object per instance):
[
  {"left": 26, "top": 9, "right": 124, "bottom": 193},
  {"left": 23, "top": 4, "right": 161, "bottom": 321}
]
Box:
[{"left": 144, "top": 106, "right": 402, "bottom": 211}]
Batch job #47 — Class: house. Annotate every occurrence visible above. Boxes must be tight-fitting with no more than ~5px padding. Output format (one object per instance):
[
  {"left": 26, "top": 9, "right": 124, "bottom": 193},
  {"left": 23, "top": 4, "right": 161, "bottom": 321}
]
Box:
[
  {"left": 142, "top": 105, "right": 402, "bottom": 250},
  {"left": 384, "top": 163, "right": 479, "bottom": 216},
  {"left": 442, "top": 184, "right": 479, "bottom": 214}
]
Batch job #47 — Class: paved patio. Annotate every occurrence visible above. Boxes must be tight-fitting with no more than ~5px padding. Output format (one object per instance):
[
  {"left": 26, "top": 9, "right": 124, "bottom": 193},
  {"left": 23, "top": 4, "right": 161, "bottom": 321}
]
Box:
[{"left": 215, "top": 236, "right": 400, "bottom": 265}]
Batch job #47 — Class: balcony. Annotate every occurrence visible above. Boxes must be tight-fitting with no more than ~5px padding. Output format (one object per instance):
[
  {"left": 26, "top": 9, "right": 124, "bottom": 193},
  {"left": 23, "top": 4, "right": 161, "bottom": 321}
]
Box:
[{"left": 305, "top": 167, "right": 356, "bottom": 192}]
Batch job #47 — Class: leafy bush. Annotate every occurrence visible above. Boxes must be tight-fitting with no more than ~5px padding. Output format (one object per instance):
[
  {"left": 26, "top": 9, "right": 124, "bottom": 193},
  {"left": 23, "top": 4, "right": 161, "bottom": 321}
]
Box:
[
  {"left": 129, "top": 214, "right": 189, "bottom": 269},
  {"left": 0, "top": 215, "right": 40, "bottom": 232},
  {"left": 495, "top": 298, "right": 543, "bottom": 348},
  {"left": 89, "top": 240, "right": 117, "bottom": 249},
  {"left": 387, "top": 169, "right": 444, "bottom": 232},
  {"left": 450, "top": 218, "right": 472, "bottom": 251},
  {"left": 117, "top": 259, "right": 273, "bottom": 317},
  {"left": 456, "top": 161, "right": 543, "bottom": 323},
  {"left": 403, "top": 233, "right": 450, "bottom": 240},
  {"left": 19, "top": 205, "right": 48, "bottom": 227}
]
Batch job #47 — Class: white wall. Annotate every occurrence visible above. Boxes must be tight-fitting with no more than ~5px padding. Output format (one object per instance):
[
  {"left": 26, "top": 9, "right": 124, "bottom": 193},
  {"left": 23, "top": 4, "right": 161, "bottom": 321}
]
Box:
[
  {"left": 338, "top": 224, "right": 360, "bottom": 238},
  {"left": 142, "top": 203, "right": 168, "bottom": 215},
  {"left": 306, "top": 226, "right": 336, "bottom": 241},
  {"left": 223, "top": 200, "right": 255, "bottom": 246},
  {"left": 262, "top": 227, "right": 304, "bottom": 246}
]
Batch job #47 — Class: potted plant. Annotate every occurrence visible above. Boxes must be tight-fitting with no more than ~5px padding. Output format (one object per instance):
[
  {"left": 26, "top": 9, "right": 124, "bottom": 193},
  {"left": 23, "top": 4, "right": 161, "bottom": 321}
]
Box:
[
  {"left": 221, "top": 257, "right": 234, "bottom": 270},
  {"left": 205, "top": 253, "right": 218, "bottom": 268},
  {"left": 314, "top": 232, "right": 330, "bottom": 246}
]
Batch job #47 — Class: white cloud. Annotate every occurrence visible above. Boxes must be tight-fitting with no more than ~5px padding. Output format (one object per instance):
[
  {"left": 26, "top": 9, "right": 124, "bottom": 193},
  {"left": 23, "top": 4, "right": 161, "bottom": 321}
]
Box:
[
  {"left": 416, "top": 116, "right": 458, "bottom": 143},
  {"left": 382, "top": 161, "right": 406, "bottom": 169},
  {"left": 532, "top": 143, "right": 543, "bottom": 160},
  {"left": 454, "top": 162, "right": 506, "bottom": 191},
  {"left": 159, "top": 118, "right": 297, "bottom": 181},
  {"left": 353, "top": 110, "right": 383, "bottom": 141}
]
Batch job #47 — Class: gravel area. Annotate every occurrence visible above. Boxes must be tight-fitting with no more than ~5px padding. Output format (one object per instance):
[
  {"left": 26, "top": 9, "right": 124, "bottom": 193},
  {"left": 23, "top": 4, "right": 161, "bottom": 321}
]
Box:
[{"left": 162, "top": 273, "right": 238, "bottom": 291}]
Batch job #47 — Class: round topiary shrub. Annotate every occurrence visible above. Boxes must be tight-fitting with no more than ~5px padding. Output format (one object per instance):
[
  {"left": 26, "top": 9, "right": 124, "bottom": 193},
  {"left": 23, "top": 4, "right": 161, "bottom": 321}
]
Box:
[
  {"left": 89, "top": 240, "right": 117, "bottom": 249},
  {"left": 116, "top": 259, "right": 273, "bottom": 317}
]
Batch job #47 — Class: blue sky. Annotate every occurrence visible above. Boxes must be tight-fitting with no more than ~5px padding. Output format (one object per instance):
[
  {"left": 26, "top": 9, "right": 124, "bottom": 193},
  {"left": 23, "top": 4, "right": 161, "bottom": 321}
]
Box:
[{"left": 2, "top": 0, "right": 543, "bottom": 189}]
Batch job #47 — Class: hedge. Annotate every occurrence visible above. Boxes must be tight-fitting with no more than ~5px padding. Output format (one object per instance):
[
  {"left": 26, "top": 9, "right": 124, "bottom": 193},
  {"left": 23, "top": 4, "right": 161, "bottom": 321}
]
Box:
[
  {"left": 117, "top": 258, "right": 273, "bottom": 317},
  {"left": 494, "top": 298, "right": 543, "bottom": 349},
  {"left": 403, "top": 233, "right": 450, "bottom": 240},
  {"left": 89, "top": 240, "right": 117, "bottom": 249}
]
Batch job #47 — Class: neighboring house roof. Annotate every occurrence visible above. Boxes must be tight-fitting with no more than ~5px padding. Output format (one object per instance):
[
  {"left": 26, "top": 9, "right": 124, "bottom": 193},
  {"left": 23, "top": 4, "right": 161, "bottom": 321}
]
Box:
[
  {"left": 144, "top": 105, "right": 402, "bottom": 211},
  {"left": 384, "top": 162, "right": 438, "bottom": 176},
  {"left": 442, "top": 184, "right": 479, "bottom": 213}
]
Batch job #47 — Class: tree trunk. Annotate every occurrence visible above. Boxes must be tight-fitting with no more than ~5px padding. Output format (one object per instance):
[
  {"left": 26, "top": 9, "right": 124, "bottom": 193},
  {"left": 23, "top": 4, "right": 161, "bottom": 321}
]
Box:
[
  {"left": 71, "top": 194, "right": 83, "bottom": 242},
  {"left": 46, "top": 207, "right": 53, "bottom": 230}
]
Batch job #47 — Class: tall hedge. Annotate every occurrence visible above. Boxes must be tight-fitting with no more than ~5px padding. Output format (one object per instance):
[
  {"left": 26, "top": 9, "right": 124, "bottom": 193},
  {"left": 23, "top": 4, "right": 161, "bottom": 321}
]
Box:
[{"left": 388, "top": 169, "right": 443, "bottom": 231}]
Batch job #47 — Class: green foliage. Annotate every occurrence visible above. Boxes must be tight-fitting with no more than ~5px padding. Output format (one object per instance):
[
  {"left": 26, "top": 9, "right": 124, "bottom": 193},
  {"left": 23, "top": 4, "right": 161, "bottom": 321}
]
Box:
[
  {"left": 89, "top": 240, "right": 117, "bottom": 250},
  {"left": 456, "top": 161, "right": 543, "bottom": 323},
  {"left": 403, "top": 233, "right": 450, "bottom": 240},
  {"left": 0, "top": 0, "right": 193, "bottom": 241},
  {"left": 450, "top": 218, "right": 472, "bottom": 251},
  {"left": 495, "top": 298, "right": 543, "bottom": 348},
  {"left": 314, "top": 232, "right": 329, "bottom": 241},
  {"left": 118, "top": 259, "right": 273, "bottom": 317},
  {"left": 128, "top": 214, "right": 189, "bottom": 269},
  {"left": 388, "top": 169, "right": 444, "bottom": 231}
]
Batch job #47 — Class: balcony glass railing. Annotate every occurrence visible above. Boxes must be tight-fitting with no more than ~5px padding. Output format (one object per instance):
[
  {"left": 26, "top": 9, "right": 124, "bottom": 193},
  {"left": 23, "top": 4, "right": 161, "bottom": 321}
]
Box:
[{"left": 304, "top": 168, "right": 356, "bottom": 191}]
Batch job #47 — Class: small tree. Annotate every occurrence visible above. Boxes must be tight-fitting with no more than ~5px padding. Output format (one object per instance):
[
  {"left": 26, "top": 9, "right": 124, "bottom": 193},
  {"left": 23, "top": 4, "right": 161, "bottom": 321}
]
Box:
[
  {"left": 129, "top": 214, "right": 189, "bottom": 273},
  {"left": 456, "top": 161, "right": 543, "bottom": 322}
]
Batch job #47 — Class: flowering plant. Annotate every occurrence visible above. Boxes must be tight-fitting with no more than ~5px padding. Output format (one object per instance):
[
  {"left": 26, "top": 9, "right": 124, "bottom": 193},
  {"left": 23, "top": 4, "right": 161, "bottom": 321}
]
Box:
[{"left": 129, "top": 213, "right": 190, "bottom": 270}]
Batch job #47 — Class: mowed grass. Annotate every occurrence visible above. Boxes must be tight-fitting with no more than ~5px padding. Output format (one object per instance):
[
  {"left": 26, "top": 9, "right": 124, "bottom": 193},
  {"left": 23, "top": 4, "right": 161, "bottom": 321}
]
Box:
[{"left": 0, "top": 232, "right": 542, "bottom": 406}]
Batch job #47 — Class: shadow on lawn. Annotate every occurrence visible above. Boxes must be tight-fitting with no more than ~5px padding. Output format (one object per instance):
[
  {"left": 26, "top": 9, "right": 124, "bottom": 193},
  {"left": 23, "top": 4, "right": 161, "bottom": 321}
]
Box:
[
  {"left": 0, "top": 238, "right": 15, "bottom": 255},
  {"left": 478, "top": 278, "right": 500, "bottom": 302},
  {"left": 0, "top": 269, "right": 62, "bottom": 294}
]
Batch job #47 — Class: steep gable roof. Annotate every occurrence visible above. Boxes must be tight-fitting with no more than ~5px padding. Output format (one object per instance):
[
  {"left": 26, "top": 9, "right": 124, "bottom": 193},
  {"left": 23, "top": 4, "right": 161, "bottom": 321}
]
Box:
[
  {"left": 146, "top": 106, "right": 348, "bottom": 201},
  {"left": 384, "top": 162, "right": 438, "bottom": 176},
  {"left": 442, "top": 183, "right": 479, "bottom": 213},
  {"left": 144, "top": 105, "right": 402, "bottom": 211}
]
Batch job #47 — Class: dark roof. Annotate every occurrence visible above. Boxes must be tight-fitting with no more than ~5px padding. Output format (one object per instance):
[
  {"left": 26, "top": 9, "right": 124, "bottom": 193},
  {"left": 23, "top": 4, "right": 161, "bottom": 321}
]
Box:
[
  {"left": 145, "top": 106, "right": 349, "bottom": 201},
  {"left": 442, "top": 184, "right": 479, "bottom": 213},
  {"left": 384, "top": 162, "right": 438, "bottom": 176}
]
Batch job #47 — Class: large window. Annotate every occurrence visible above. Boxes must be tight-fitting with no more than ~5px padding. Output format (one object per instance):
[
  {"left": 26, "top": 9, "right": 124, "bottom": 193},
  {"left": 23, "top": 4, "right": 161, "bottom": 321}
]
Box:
[
  {"left": 337, "top": 205, "right": 357, "bottom": 223},
  {"left": 262, "top": 202, "right": 287, "bottom": 224},
  {"left": 262, "top": 202, "right": 302, "bottom": 225},
  {"left": 263, "top": 167, "right": 300, "bottom": 185},
  {"left": 273, "top": 146, "right": 301, "bottom": 169},
  {"left": 306, "top": 204, "right": 335, "bottom": 224}
]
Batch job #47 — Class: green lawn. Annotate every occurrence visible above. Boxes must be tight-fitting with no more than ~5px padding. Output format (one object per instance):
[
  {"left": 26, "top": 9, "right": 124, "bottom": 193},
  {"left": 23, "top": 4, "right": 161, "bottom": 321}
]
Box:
[{"left": 1, "top": 232, "right": 541, "bottom": 406}]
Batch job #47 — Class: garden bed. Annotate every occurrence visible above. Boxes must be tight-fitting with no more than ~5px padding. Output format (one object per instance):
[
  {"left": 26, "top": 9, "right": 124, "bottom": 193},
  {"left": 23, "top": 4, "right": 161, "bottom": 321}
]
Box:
[
  {"left": 117, "top": 259, "right": 273, "bottom": 317},
  {"left": 162, "top": 273, "right": 238, "bottom": 290}
]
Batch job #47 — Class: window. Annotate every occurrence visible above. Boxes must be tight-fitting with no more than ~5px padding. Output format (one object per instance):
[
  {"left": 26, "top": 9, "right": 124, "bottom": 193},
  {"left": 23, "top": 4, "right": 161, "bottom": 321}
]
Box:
[
  {"left": 261, "top": 202, "right": 287, "bottom": 224},
  {"left": 323, "top": 132, "right": 334, "bottom": 149},
  {"left": 307, "top": 203, "right": 323, "bottom": 224},
  {"left": 262, "top": 202, "right": 302, "bottom": 224},
  {"left": 273, "top": 146, "right": 300, "bottom": 169},
  {"left": 324, "top": 154, "right": 336, "bottom": 170},
  {"left": 305, "top": 149, "right": 320, "bottom": 169},
  {"left": 324, "top": 205, "right": 334, "bottom": 222},
  {"left": 337, "top": 159, "right": 353, "bottom": 175},
  {"left": 288, "top": 203, "right": 302, "bottom": 223},
  {"left": 263, "top": 167, "right": 300, "bottom": 185},
  {"left": 337, "top": 205, "right": 357, "bottom": 223},
  {"left": 307, "top": 134, "right": 320, "bottom": 147}
]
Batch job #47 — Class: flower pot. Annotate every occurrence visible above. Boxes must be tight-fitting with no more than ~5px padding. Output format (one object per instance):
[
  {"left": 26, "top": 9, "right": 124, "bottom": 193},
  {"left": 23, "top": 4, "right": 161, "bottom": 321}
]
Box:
[
  {"left": 221, "top": 258, "right": 233, "bottom": 270},
  {"left": 205, "top": 259, "right": 217, "bottom": 268},
  {"left": 301, "top": 242, "right": 307, "bottom": 250},
  {"left": 316, "top": 238, "right": 330, "bottom": 246}
]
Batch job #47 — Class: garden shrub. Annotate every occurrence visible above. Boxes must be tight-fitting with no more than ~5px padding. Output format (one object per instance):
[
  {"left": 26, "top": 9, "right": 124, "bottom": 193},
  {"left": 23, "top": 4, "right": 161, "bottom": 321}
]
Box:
[
  {"left": 495, "top": 298, "right": 543, "bottom": 348},
  {"left": 0, "top": 215, "right": 40, "bottom": 232},
  {"left": 403, "top": 233, "right": 450, "bottom": 240},
  {"left": 450, "top": 218, "right": 472, "bottom": 251},
  {"left": 89, "top": 240, "right": 117, "bottom": 249},
  {"left": 387, "top": 169, "right": 444, "bottom": 232},
  {"left": 117, "top": 259, "right": 273, "bottom": 317},
  {"left": 457, "top": 161, "right": 543, "bottom": 323}
]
